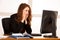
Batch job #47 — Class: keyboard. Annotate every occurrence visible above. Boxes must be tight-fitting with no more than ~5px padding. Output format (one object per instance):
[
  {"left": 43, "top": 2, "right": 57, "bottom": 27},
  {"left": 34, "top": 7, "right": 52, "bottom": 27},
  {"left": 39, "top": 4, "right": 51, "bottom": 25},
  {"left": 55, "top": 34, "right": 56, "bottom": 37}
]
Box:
[{"left": 31, "top": 34, "right": 42, "bottom": 36}]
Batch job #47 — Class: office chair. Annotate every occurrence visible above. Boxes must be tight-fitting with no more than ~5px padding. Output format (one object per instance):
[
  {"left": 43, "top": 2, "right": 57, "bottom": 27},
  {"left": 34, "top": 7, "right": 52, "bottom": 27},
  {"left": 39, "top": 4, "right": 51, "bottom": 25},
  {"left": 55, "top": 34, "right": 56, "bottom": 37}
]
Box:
[{"left": 2, "top": 18, "right": 11, "bottom": 35}]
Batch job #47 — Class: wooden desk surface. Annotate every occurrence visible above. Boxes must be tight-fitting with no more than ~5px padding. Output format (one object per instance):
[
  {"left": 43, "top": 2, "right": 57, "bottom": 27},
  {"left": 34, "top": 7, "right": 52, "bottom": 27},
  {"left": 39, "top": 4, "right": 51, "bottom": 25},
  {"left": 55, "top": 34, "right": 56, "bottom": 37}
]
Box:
[
  {"left": 0, "top": 35, "right": 59, "bottom": 40},
  {"left": 0, "top": 38, "right": 60, "bottom": 40}
]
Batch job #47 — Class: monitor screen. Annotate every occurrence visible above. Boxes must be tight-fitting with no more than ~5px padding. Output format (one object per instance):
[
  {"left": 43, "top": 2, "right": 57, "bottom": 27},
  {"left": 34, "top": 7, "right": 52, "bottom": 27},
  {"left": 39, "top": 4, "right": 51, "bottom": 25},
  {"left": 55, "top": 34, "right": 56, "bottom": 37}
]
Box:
[{"left": 40, "top": 10, "right": 58, "bottom": 34}]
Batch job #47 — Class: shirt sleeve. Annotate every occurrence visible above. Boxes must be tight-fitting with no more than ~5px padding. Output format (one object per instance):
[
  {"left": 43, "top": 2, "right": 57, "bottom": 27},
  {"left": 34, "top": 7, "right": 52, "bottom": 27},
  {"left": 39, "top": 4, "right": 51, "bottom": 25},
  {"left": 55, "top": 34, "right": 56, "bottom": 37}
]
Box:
[{"left": 25, "top": 25, "right": 32, "bottom": 34}]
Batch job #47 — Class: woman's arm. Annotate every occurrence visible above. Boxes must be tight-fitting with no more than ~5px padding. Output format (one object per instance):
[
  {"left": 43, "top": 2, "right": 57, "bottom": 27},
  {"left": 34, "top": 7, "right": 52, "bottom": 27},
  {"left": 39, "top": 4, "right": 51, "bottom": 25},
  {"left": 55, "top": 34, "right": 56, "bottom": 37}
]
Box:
[{"left": 25, "top": 25, "right": 32, "bottom": 34}]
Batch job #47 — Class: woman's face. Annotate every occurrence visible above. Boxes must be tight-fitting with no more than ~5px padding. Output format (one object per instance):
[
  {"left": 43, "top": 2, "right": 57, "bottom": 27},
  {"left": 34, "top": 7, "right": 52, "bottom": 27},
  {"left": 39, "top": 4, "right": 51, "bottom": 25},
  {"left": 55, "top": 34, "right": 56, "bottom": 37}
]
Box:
[{"left": 22, "top": 7, "right": 29, "bottom": 20}]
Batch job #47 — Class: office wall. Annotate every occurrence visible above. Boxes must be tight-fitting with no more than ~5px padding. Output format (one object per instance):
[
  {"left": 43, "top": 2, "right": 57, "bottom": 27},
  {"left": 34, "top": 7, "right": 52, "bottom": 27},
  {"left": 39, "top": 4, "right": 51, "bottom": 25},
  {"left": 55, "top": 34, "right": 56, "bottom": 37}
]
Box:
[{"left": 0, "top": 0, "right": 29, "bottom": 13}]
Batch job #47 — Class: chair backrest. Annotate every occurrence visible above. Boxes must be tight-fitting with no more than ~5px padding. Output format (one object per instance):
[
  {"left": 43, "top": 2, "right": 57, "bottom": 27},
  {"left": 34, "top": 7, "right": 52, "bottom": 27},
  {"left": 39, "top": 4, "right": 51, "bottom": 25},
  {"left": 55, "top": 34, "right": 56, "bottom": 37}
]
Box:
[{"left": 2, "top": 18, "right": 11, "bottom": 35}]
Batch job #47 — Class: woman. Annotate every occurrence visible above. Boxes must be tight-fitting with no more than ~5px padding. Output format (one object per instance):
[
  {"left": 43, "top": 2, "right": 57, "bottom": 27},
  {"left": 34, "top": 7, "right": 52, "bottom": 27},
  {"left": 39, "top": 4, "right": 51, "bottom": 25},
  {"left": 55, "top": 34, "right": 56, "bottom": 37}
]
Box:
[{"left": 10, "top": 3, "right": 32, "bottom": 35}]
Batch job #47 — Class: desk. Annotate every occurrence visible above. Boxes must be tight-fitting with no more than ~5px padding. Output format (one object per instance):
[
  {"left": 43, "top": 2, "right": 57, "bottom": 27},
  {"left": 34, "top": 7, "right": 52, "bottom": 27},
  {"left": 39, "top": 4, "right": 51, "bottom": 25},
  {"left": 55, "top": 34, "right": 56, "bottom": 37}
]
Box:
[
  {"left": 0, "top": 35, "right": 59, "bottom": 40},
  {"left": 0, "top": 38, "right": 60, "bottom": 40}
]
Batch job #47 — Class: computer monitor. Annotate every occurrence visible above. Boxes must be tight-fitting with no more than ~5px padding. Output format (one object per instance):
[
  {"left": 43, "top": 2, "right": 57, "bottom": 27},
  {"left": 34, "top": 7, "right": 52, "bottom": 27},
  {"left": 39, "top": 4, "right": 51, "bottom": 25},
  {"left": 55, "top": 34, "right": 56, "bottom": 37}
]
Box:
[{"left": 40, "top": 10, "right": 58, "bottom": 37}]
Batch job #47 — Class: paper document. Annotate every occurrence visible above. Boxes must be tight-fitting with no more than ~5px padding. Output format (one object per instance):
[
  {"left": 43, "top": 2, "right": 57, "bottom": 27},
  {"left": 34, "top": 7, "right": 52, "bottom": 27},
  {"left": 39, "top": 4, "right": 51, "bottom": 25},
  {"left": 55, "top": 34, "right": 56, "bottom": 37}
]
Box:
[{"left": 0, "top": 36, "right": 8, "bottom": 39}]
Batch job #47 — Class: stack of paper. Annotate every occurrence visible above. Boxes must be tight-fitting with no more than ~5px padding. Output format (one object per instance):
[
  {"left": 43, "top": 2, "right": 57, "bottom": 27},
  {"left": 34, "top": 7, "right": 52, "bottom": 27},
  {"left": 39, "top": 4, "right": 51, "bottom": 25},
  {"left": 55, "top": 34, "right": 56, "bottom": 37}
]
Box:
[{"left": 0, "top": 36, "right": 8, "bottom": 39}]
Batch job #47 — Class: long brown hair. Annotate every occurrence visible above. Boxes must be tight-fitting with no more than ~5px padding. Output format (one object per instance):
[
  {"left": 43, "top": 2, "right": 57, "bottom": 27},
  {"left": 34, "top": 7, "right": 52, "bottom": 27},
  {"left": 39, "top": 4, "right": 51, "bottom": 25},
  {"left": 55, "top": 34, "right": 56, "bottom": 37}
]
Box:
[{"left": 16, "top": 3, "right": 32, "bottom": 26}]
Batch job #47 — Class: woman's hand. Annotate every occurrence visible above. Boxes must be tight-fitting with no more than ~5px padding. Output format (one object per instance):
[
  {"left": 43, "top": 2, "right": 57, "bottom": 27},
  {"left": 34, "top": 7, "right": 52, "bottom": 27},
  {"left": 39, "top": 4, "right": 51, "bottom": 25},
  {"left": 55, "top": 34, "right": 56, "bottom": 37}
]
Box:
[
  {"left": 21, "top": 14, "right": 28, "bottom": 24},
  {"left": 25, "top": 20, "right": 27, "bottom": 24}
]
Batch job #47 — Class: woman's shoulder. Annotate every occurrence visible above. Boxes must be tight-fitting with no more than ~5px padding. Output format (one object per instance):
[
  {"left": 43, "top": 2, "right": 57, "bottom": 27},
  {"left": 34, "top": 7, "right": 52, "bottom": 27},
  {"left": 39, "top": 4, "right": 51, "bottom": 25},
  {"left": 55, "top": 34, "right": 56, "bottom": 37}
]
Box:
[{"left": 10, "top": 13, "right": 17, "bottom": 19}]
